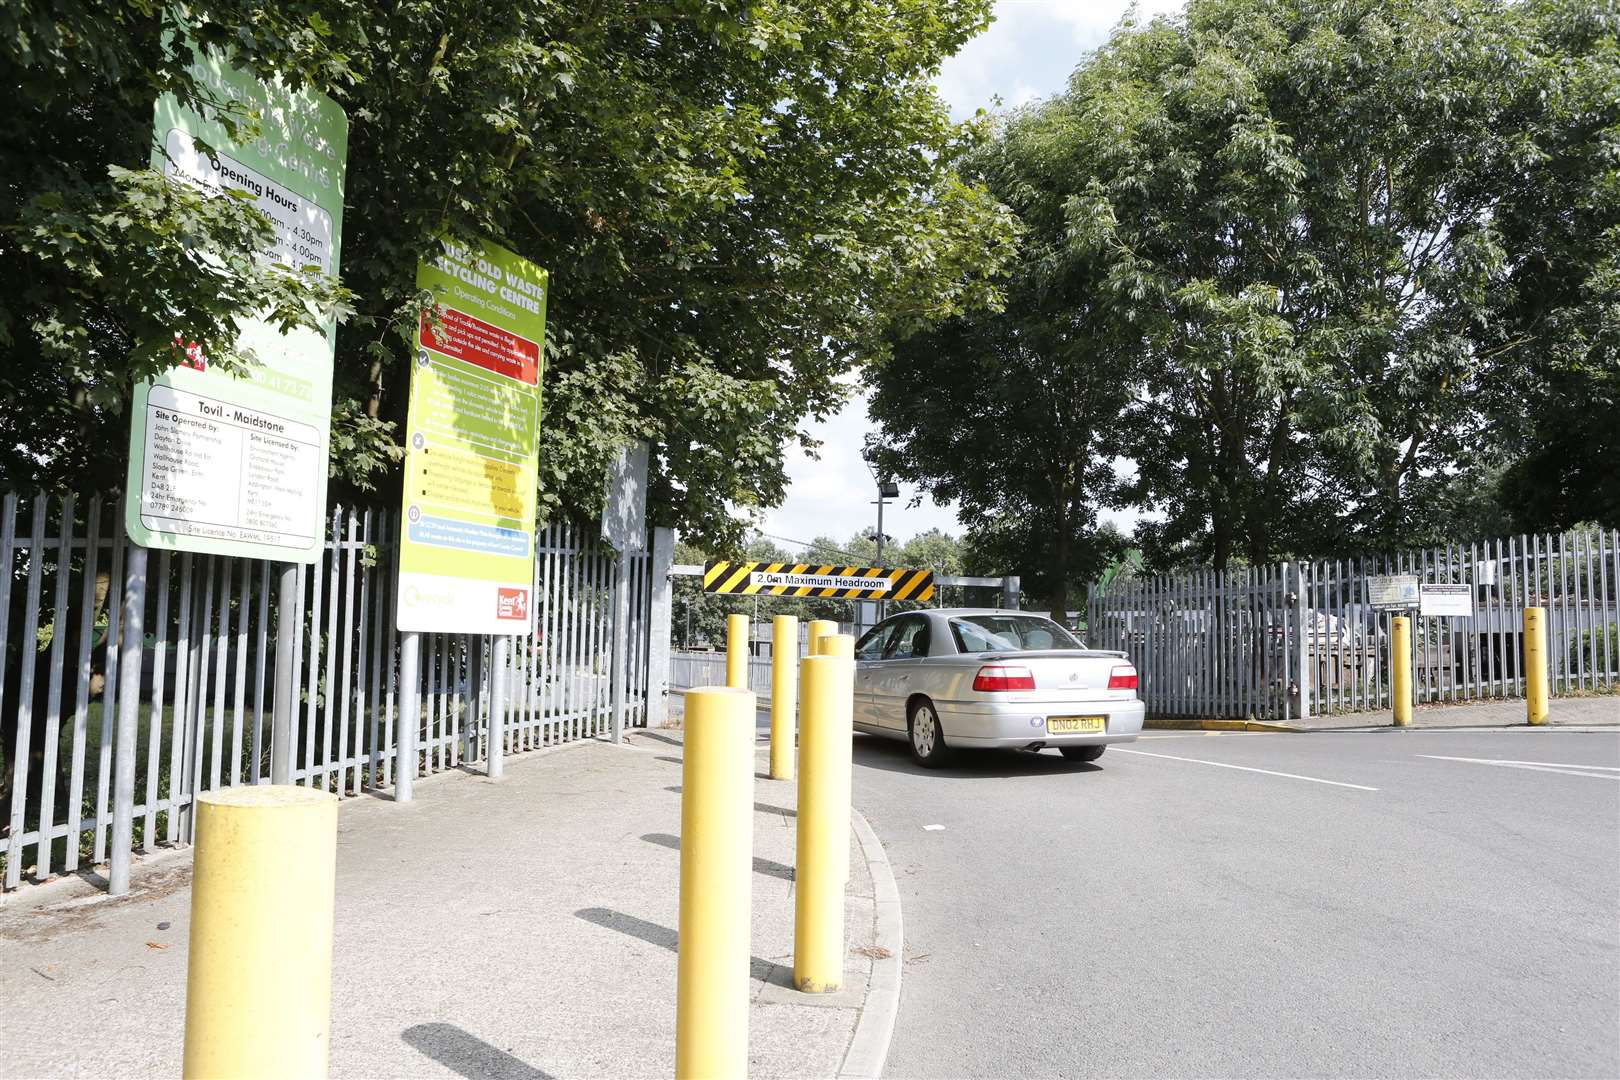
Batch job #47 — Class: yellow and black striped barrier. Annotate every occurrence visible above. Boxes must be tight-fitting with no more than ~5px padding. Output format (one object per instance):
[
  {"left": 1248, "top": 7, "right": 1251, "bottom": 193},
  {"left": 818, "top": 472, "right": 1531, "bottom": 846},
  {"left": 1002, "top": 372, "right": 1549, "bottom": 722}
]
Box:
[{"left": 703, "top": 561, "right": 934, "bottom": 602}]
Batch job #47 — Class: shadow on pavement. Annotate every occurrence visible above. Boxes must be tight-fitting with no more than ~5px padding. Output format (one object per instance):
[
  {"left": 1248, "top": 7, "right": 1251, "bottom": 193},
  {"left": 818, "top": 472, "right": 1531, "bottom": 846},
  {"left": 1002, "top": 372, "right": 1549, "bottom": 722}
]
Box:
[
  {"left": 852, "top": 734, "right": 1102, "bottom": 779},
  {"left": 640, "top": 833, "right": 795, "bottom": 881},
  {"left": 402, "top": 1022, "right": 554, "bottom": 1080},
  {"left": 663, "top": 786, "right": 798, "bottom": 817},
  {"left": 574, "top": 907, "right": 791, "bottom": 987},
  {"left": 635, "top": 731, "right": 684, "bottom": 748}
]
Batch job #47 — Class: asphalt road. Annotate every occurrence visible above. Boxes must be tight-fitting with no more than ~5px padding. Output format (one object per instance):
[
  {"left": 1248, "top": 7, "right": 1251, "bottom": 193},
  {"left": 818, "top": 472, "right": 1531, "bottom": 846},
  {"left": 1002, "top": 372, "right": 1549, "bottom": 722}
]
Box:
[{"left": 851, "top": 727, "right": 1620, "bottom": 1079}]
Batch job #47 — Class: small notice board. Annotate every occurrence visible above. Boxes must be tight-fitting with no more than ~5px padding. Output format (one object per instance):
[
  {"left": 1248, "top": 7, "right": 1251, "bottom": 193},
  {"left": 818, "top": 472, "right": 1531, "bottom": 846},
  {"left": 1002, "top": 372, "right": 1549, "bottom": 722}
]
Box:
[
  {"left": 1419, "top": 583, "right": 1473, "bottom": 617},
  {"left": 1366, "top": 574, "right": 1420, "bottom": 611}
]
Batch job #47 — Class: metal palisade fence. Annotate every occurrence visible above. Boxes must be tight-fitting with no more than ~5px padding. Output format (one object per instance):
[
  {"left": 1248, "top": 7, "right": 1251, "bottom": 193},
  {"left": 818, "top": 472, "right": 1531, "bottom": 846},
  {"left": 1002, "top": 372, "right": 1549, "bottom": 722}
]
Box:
[
  {"left": 0, "top": 492, "right": 669, "bottom": 893},
  {"left": 1086, "top": 526, "right": 1619, "bottom": 721}
]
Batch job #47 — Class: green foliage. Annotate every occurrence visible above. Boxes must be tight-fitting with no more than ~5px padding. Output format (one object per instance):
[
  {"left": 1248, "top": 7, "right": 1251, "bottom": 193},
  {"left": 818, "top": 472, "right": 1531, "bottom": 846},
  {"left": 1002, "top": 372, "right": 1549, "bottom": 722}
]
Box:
[
  {"left": 1568, "top": 624, "right": 1620, "bottom": 678},
  {"left": 867, "top": 93, "right": 1138, "bottom": 615},
  {"left": 873, "top": 0, "right": 1620, "bottom": 575},
  {"left": 2, "top": 0, "right": 1016, "bottom": 549}
]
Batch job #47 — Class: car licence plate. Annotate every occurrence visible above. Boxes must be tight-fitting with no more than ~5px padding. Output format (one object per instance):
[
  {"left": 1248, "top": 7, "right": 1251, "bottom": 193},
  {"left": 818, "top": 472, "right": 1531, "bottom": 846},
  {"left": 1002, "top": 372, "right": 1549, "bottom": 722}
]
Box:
[{"left": 1047, "top": 716, "right": 1105, "bottom": 734}]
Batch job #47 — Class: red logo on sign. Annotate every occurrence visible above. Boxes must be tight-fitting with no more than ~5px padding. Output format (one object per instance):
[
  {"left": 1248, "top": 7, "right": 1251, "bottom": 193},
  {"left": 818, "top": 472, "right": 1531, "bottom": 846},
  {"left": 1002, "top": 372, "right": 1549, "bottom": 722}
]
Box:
[{"left": 496, "top": 588, "right": 529, "bottom": 621}]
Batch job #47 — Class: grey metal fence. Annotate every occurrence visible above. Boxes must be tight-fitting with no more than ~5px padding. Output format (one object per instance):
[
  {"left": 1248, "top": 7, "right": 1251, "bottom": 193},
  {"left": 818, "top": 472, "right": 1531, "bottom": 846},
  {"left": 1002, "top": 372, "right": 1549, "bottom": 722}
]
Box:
[
  {"left": 1087, "top": 526, "right": 1619, "bottom": 721},
  {"left": 670, "top": 651, "right": 774, "bottom": 699},
  {"left": 1087, "top": 565, "right": 1307, "bottom": 721},
  {"left": 1, "top": 493, "right": 661, "bottom": 893},
  {"left": 1298, "top": 529, "right": 1619, "bottom": 715}
]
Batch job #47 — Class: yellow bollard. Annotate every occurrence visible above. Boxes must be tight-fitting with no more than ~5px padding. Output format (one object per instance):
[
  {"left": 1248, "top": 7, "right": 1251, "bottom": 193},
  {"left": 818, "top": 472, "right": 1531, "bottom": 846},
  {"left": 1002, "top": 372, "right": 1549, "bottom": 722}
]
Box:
[
  {"left": 770, "top": 615, "right": 799, "bottom": 781},
  {"left": 183, "top": 786, "right": 339, "bottom": 1080},
  {"left": 726, "top": 613, "right": 749, "bottom": 689},
  {"left": 794, "top": 650, "right": 855, "bottom": 993},
  {"left": 820, "top": 634, "right": 854, "bottom": 660},
  {"left": 820, "top": 634, "right": 855, "bottom": 884},
  {"left": 1391, "top": 616, "right": 1413, "bottom": 727},
  {"left": 1525, "top": 606, "right": 1549, "bottom": 725},
  {"left": 675, "top": 686, "right": 756, "bottom": 1080},
  {"left": 806, "top": 619, "right": 837, "bottom": 656}
]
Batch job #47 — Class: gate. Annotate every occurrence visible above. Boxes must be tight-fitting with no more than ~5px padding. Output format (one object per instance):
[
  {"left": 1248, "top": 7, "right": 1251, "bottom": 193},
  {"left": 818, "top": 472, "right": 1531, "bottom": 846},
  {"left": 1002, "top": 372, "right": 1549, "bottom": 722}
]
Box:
[{"left": 1, "top": 493, "right": 670, "bottom": 894}]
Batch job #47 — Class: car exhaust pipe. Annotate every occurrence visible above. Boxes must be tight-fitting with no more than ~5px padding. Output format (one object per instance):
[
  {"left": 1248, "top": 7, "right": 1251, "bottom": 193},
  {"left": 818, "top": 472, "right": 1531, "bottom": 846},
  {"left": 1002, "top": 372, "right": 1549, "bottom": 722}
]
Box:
[{"left": 1025, "top": 741, "right": 1046, "bottom": 751}]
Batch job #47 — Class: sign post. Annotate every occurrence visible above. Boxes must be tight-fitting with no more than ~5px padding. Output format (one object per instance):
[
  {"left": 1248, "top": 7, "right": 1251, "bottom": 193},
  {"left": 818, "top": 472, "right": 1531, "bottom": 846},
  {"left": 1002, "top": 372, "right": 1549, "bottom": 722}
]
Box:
[
  {"left": 397, "top": 237, "right": 547, "bottom": 783},
  {"left": 118, "top": 48, "right": 347, "bottom": 877}
]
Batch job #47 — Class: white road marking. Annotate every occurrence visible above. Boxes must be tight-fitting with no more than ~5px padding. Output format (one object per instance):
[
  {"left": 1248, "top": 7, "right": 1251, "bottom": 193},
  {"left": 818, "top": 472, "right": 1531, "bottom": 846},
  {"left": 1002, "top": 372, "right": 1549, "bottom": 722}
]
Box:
[
  {"left": 1136, "top": 733, "right": 1236, "bottom": 740},
  {"left": 922, "top": 824, "right": 946, "bottom": 831},
  {"left": 1112, "top": 748, "right": 1379, "bottom": 791},
  {"left": 1418, "top": 755, "right": 1620, "bottom": 780}
]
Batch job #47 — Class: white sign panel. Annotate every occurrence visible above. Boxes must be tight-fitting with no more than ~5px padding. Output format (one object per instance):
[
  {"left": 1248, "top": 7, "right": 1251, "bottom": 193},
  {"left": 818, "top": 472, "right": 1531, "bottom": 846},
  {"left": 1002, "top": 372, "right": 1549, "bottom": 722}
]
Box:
[
  {"left": 138, "top": 384, "right": 322, "bottom": 550},
  {"left": 751, "top": 571, "right": 875, "bottom": 591},
  {"left": 1366, "top": 574, "right": 1420, "bottom": 611},
  {"left": 1420, "top": 583, "right": 1474, "bottom": 617}
]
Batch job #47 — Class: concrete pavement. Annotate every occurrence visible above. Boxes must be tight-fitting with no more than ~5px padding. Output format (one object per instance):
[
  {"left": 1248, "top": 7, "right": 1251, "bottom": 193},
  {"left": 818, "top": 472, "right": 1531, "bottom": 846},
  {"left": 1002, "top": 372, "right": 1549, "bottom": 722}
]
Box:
[
  {"left": 0, "top": 731, "right": 898, "bottom": 1079},
  {"left": 1285, "top": 693, "right": 1617, "bottom": 730},
  {"left": 854, "top": 724, "right": 1619, "bottom": 1078}
]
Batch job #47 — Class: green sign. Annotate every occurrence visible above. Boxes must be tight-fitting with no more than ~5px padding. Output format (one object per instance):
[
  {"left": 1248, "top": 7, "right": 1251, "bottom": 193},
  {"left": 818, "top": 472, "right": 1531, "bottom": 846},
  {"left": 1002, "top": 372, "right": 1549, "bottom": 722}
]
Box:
[
  {"left": 124, "top": 47, "right": 347, "bottom": 562},
  {"left": 396, "top": 237, "right": 547, "bottom": 634}
]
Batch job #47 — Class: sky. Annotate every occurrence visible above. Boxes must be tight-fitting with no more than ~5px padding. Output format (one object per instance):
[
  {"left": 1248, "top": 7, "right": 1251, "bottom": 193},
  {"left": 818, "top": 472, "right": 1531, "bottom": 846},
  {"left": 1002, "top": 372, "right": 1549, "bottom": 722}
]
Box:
[{"left": 756, "top": 0, "right": 1185, "bottom": 552}]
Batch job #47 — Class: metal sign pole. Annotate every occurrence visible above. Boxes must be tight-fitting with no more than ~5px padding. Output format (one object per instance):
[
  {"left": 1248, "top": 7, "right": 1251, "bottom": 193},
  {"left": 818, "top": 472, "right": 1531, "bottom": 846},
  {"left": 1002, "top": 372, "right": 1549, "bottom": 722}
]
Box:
[
  {"left": 488, "top": 635, "right": 508, "bottom": 778},
  {"left": 108, "top": 545, "right": 147, "bottom": 896},
  {"left": 395, "top": 630, "right": 420, "bottom": 802},
  {"left": 270, "top": 563, "right": 298, "bottom": 784}
]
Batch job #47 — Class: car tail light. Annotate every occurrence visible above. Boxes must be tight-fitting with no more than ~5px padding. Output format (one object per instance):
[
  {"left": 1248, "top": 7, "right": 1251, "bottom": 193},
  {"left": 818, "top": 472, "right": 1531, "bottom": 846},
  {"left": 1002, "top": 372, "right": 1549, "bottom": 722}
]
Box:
[
  {"left": 973, "top": 665, "right": 1036, "bottom": 692},
  {"left": 1108, "top": 664, "right": 1139, "bottom": 690}
]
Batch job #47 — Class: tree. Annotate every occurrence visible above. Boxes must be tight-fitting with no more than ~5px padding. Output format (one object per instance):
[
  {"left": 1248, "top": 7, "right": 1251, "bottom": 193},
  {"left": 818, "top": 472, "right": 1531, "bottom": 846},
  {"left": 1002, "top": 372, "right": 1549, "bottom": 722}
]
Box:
[
  {"left": 1, "top": 0, "right": 1017, "bottom": 551},
  {"left": 866, "top": 102, "right": 1137, "bottom": 615},
  {"left": 873, "top": 0, "right": 1619, "bottom": 578},
  {"left": 1065, "top": 0, "right": 1620, "bottom": 563}
]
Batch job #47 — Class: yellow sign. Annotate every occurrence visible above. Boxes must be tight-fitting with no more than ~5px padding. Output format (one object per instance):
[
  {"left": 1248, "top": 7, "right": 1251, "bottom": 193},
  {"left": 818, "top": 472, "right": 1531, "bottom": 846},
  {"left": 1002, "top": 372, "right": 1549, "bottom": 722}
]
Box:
[{"left": 703, "top": 561, "right": 934, "bottom": 601}]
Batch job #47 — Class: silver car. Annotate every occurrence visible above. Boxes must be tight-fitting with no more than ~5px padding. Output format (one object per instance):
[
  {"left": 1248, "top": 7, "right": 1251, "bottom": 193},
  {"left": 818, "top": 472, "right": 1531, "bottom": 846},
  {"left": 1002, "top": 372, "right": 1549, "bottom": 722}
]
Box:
[{"left": 853, "top": 608, "right": 1144, "bottom": 767}]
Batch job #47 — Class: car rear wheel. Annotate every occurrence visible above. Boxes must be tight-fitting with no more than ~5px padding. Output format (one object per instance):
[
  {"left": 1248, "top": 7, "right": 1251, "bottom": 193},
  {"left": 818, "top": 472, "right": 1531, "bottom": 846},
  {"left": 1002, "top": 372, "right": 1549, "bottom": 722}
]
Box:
[
  {"left": 1059, "top": 745, "right": 1106, "bottom": 763},
  {"left": 908, "top": 700, "right": 952, "bottom": 768}
]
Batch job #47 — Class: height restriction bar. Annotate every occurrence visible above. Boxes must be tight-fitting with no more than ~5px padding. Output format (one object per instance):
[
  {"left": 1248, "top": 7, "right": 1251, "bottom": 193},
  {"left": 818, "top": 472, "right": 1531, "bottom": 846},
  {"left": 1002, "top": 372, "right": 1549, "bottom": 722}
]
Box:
[{"left": 702, "top": 561, "right": 934, "bottom": 601}]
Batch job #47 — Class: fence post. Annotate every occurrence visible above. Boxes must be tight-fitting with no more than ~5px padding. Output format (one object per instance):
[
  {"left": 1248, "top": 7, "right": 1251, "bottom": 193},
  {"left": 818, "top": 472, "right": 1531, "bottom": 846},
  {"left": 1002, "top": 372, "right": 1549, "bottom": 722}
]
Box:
[
  {"left": 108, "top": 544, "right": 147, "bottom": 896},
  {"left": 674, "top": 686, "right": 754, "bottom": 1080},
  {"left": 770, "top": 615, "right": 798, "bottom": 781},
  {"left": 1392, "top": 616, "right": 1413, "bottom": 727},
  {"left": 396, "top": 631, "right": 420, "bottom": 802},
  {"left": 646, "top": 527, "right": 676, "bottom": 729},
  {"left": 1525, "top": 606, "right": 1549, "bottom": 725},
  {"left": 182, "top": 786, "right": 338, "bottom": 1079},
  {"left": 1001, "top": 575, "right": 1021, "bottom": 610},
  {"left": 488, "top": 636, "right": 508, "bottom": 778},
  {"left": 1286, "top": 562, "right": 1311, "bottom": 721},
  {"left": 794, "top": 645, "right": 855, "bottom": 992},
  {"left": 726, "top": 614, "right": 749, "bottom": 689}
]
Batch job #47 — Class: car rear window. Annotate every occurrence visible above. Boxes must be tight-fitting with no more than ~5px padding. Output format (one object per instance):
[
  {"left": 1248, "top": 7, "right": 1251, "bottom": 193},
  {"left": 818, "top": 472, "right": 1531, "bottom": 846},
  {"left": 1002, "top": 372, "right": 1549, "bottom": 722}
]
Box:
[{"left": 949, "top": 615, "right": 1082, "bottom": 654}]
